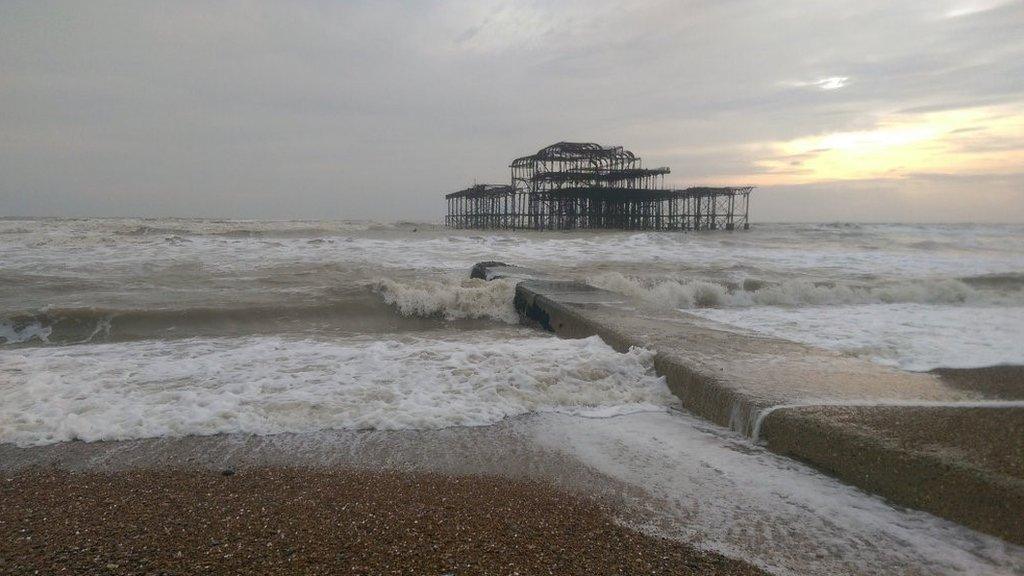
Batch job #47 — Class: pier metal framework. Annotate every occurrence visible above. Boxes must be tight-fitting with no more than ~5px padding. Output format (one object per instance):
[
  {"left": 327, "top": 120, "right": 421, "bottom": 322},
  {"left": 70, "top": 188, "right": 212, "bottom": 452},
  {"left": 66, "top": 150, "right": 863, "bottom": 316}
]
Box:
[{"left": 445, "top": 142, "right": 753, "bottom": 231}]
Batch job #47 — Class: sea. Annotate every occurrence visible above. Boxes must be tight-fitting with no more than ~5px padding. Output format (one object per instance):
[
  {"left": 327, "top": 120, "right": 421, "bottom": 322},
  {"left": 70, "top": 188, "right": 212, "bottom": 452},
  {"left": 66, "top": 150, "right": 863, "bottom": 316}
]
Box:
[
  {"left": 2, "top": 218, "right": 1023, "bottom": 446},
  {"left": 3, "top": 217, "right": 1024, "bottom": 575}
]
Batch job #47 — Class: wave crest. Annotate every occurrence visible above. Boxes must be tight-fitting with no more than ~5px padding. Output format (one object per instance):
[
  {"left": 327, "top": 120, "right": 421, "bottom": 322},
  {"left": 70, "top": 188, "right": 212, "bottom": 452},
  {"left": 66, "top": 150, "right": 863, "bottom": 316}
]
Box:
[
  {"left": 374, "top": 277, "right": 519, "bottom": 324},
  {"left": 0, "top": 320, "right": 53, "bottom": 344},
  {"left": 588, "top": 272, "right": 1022, "bottom": 309},
  {"left": 589, "top": 272, "right": 731, "bottom": 308},
  {"left": 0, "top": 293, "right": 445, "bottom": 346}
]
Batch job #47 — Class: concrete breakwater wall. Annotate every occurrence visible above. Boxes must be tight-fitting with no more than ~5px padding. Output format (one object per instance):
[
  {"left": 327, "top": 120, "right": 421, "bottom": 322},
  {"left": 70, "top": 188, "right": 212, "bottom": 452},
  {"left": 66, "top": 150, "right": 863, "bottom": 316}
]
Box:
[{"left": 471, "top": 262, "right": 1024, "bottom": 545}]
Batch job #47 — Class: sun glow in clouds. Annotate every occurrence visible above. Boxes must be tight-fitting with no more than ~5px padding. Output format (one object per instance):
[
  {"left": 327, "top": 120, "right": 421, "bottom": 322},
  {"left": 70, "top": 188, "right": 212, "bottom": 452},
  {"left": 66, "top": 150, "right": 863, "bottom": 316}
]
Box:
[
  {"left": 815, "top": 77, "right": 849, "bottom": 90},
  {"left": 944, "top": 0, "right": 1016, "bottom": 18},
  {"left": 754, "top": 105, "right": 1024, "bottom": 184},
  {"left": 782, "top": 77, "right": 850, "bottom": 91}
]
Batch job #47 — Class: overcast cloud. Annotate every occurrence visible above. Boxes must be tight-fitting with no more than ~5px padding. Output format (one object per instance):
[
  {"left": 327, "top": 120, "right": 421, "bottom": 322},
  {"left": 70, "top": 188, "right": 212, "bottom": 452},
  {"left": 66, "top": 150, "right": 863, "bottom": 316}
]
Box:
[{"left": 2, "top": 0, "right": 1023, "bottom": 221}]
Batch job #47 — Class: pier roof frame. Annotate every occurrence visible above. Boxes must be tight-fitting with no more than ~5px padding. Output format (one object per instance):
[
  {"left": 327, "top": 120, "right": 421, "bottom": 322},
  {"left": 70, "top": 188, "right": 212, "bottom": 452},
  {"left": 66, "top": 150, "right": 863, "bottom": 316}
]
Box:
[
  {"left": 530, "top": 167, "right": 671, "bottom": 184},
  {"left": 510, "top": 141, "right": 637, "bottom": 168},
  {"left": 444, "top": 184, "right": 514, "bottom": 199},
  {"left": 539, "top": 185, "right": 755, "bottom": 201}
]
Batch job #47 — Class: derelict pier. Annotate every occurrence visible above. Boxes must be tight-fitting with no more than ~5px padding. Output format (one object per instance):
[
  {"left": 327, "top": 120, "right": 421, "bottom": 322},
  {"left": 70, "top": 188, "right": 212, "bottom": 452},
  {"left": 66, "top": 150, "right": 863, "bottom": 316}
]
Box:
[{"left": 445, "top": 142, "right": 753, "bottom": 231}]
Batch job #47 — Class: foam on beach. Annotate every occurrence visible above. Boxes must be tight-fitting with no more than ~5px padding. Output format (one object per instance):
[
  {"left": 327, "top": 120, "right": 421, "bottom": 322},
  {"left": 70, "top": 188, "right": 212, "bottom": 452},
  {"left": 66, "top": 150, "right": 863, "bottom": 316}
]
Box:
[
  {"left": 0, "top": 333, "right": 673, "bottom": 447},
  {"left": 530, "top": 411, "right": 1024, "bottom": 576}
]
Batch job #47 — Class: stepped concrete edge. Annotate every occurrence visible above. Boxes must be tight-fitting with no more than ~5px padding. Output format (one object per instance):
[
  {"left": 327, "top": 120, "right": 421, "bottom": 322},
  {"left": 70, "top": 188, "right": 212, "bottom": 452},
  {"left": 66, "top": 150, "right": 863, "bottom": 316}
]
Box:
[{"left": 475, "top": 261, "right": 1024, "bottom": 545}]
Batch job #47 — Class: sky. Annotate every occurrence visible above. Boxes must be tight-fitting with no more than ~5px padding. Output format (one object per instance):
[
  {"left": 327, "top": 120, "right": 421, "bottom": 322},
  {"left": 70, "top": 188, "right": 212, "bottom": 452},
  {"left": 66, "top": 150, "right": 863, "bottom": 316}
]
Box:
[{"left": 2, "top": 0, "right": 1023, "bottom": 222}]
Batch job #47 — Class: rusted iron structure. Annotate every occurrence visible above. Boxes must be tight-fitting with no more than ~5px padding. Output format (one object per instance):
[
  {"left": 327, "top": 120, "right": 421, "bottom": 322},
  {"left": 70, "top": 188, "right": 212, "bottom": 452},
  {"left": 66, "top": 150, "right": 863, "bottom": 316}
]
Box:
[{"left": 445, "top": 142, "right": 753, "bottom": 231}]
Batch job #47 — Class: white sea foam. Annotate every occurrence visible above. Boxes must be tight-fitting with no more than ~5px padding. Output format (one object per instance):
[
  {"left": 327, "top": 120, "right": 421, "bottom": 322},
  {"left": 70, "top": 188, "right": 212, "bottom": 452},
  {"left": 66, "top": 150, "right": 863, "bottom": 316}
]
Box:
[
  {"left": 587, "top": 269, "right": 1024, "bottom": 370},
  {"left": 4, "top": 221, "right": 1023, "bottom": 289},
  {"left": 532, "top": 411, "right": 1024, "bottom": 576},
  {"left": 588, "top": 272, "right": 732, "bottom": 308},
  {"left": 0, "top": 333, "right": 673, "bottom": 447},
  {"left": 588, "top": 271, "right": 1021, "bottom": 309},
  {"left": 689, "top": 304, "right": 1024, "bottom": 371},
  {"left": 4, "top": 219, "right": 1024, "bottom": 573},
  {"left": 0, "top": 320, "right": 51, "bottom": 344},
  {"left": 373, "top": 277, "right": 519, "bottom": 324},
  {"left": 4, "top": 219, "right": 1024, "bottom": 381}
]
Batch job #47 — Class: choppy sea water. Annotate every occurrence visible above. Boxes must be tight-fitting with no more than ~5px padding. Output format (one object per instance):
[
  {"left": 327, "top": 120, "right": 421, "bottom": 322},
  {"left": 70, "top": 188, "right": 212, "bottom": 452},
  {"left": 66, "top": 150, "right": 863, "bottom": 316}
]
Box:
[
  {"left": 4, "top": 218, "right": 1024, "bottom": 574},
  {"left": 2, "top": 218, "right": 1023, "bottom": 445}
]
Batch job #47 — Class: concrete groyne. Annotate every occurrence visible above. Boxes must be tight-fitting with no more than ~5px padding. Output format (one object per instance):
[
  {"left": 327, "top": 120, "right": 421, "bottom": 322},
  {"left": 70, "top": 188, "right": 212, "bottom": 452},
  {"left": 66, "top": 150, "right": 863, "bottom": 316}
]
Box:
[{"left": 472, "top": 262, "right": 1024, "bottom": 545}]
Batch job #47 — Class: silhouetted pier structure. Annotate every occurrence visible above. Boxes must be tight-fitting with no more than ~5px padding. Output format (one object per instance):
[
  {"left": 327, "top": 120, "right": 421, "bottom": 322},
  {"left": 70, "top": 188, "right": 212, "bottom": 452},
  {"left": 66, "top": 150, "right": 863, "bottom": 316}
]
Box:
[{"left": 445, "top": 142, "right": 753, "bottom": 231}]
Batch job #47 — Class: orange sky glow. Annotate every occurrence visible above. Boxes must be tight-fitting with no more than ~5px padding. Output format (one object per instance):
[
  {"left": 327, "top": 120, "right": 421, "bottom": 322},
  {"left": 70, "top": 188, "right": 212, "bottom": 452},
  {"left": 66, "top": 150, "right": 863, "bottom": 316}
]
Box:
[{"left": 747, "top": 105, "right": 1024, "bottom": 186}]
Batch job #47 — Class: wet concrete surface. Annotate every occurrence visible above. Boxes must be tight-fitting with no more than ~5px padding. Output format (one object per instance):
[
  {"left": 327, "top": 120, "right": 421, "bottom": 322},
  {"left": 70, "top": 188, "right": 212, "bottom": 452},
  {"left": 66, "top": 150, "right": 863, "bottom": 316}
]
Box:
[{"left": 478, "top": 262, "right": 1024, "bottom": 545}]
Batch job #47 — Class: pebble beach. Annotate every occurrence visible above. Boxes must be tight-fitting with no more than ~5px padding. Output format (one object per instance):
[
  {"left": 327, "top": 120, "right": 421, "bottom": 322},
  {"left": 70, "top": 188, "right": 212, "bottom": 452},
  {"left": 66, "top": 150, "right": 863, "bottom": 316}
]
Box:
[{"left": 1, "top": 467, "right": 765, "bottom": 575}]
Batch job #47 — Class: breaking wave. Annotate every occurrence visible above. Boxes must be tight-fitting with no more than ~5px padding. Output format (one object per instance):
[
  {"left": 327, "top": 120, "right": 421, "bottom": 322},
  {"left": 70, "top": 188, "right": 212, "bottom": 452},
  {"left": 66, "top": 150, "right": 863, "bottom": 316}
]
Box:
[
  {"left": 0, "top": 294, "right": 479, "bottom": 346},
  {"left": 0, "top": 320, "right": 54, "bottom": 345},
  {"left": 116, "top": 225, "right": 193, "bottom": 237},
  {"left": 588, "top": 272, "right": 1024, "bottom": 309},
  {"left": 1, "top": 277, "right": 520, "bottom": 346},
  {"left": 960, "top": 272, "right": 1024, "bottom": 290},
  {"left": 374, "top": 277, "right": 519, "bottom": 324},
  {"left": 109, "top": 220, "right": 438, "bottom": 239}
]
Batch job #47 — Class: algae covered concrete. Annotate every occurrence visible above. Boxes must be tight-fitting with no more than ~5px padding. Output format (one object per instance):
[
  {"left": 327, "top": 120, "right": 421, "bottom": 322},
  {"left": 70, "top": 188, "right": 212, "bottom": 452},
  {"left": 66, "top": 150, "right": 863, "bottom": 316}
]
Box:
[{"left": 476, "top": 262, "right": 1024, "bottom": 545}]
